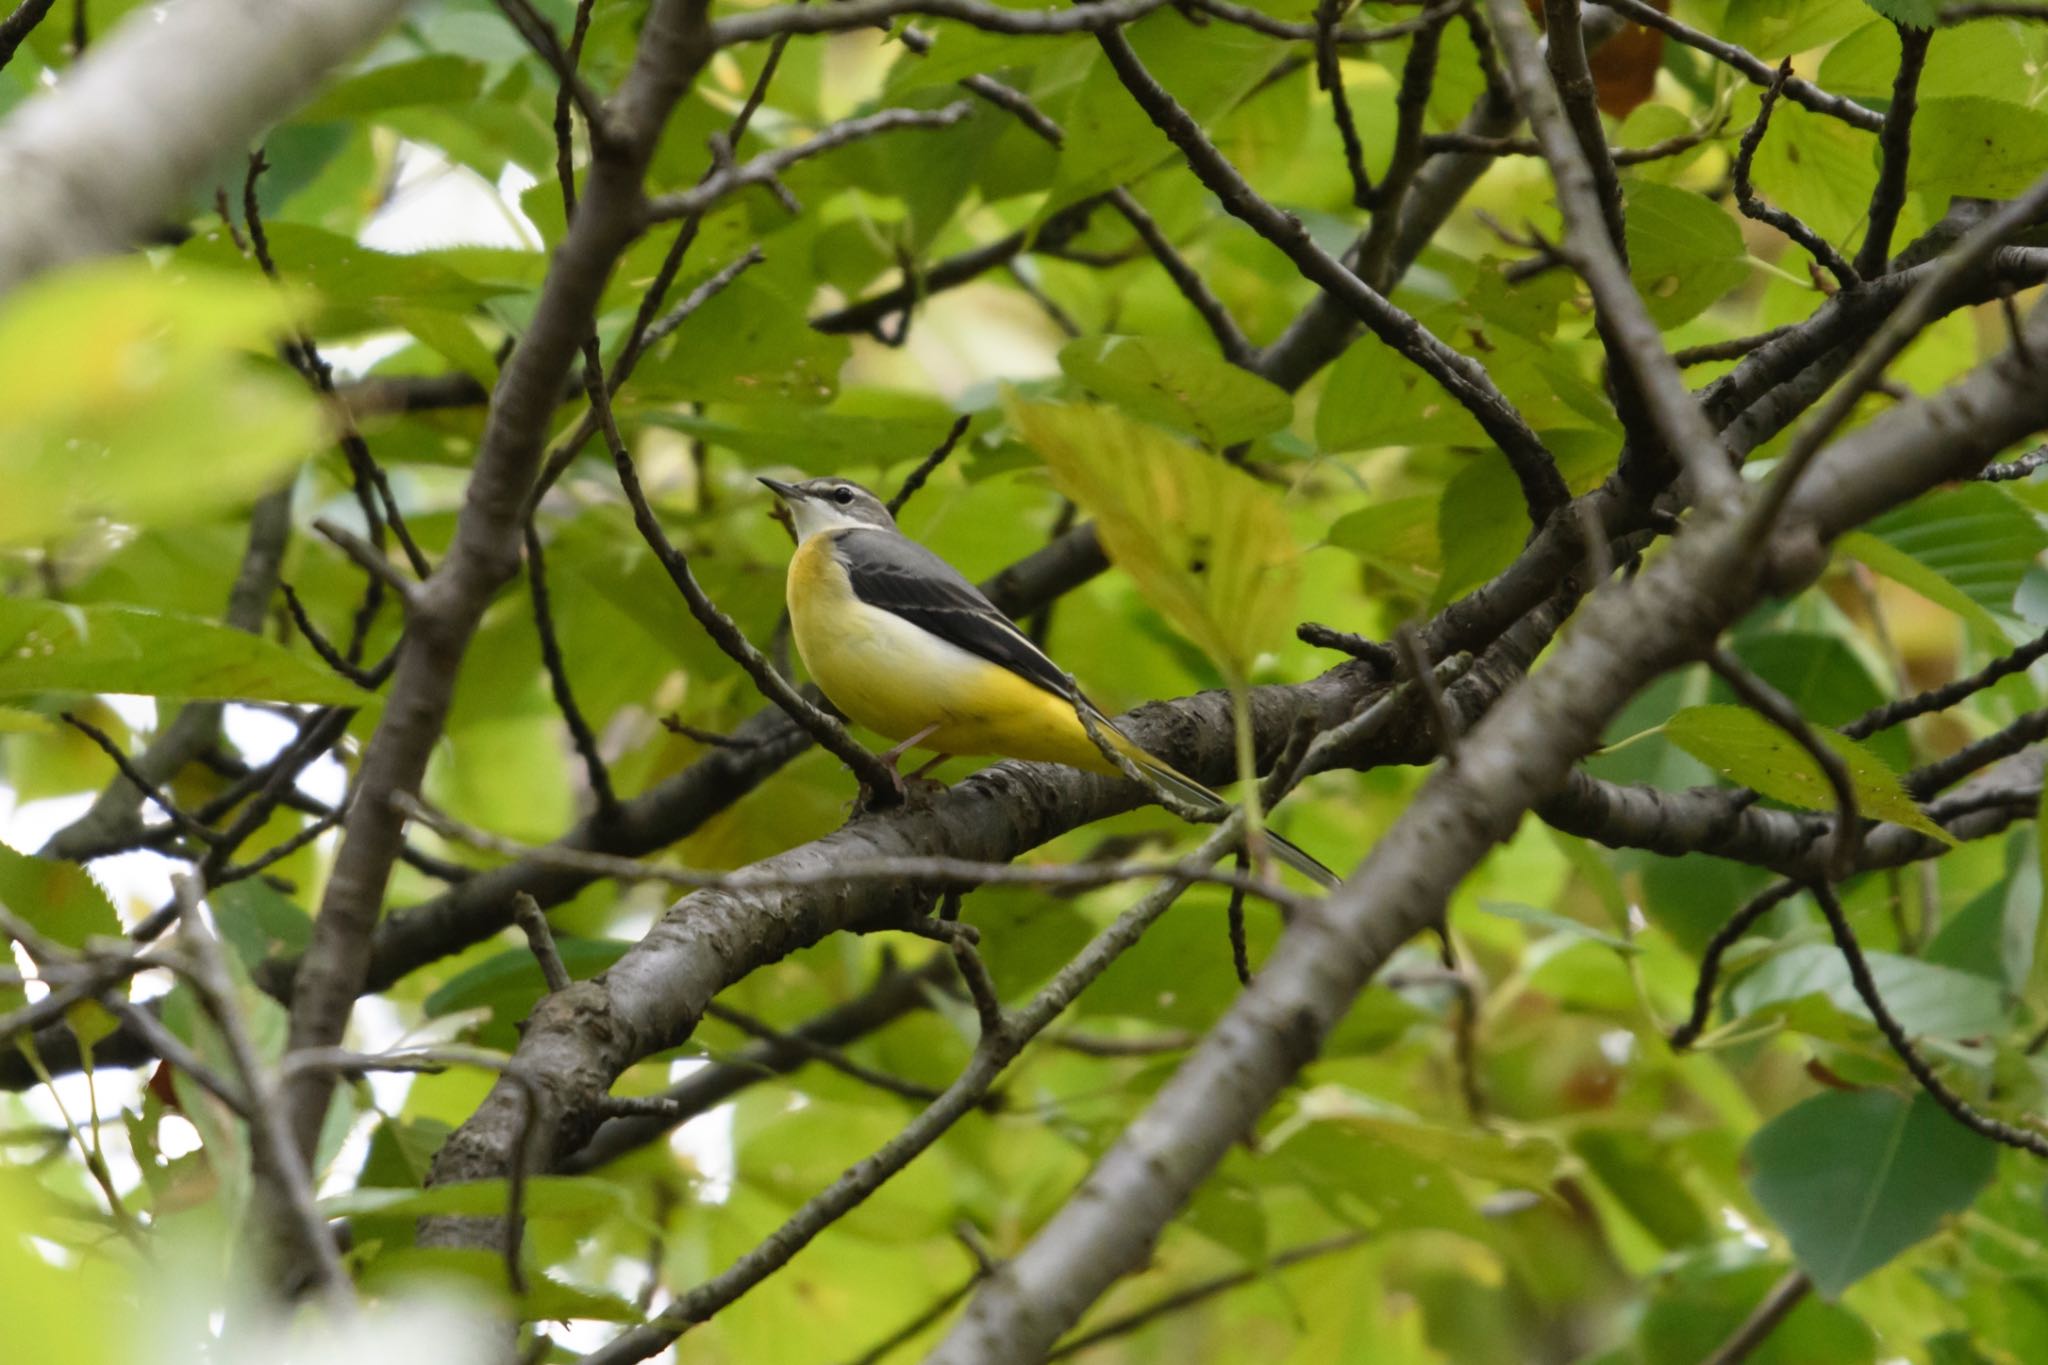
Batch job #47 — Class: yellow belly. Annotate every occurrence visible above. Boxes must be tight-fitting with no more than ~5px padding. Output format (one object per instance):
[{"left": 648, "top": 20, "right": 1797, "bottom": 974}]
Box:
[{"left": 786, "top": 535, "right": 1113, "bottom": 771}]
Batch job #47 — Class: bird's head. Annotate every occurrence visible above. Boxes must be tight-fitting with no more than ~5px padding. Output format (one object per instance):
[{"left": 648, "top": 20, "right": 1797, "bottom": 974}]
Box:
[{"left": 758, "top": 476, "right": 897, "bottom": 540}]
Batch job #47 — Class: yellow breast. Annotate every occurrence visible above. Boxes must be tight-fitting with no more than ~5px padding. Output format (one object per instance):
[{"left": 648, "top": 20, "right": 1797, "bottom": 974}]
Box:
[{"left": 783, "top": 532, "right": 1110, "bottom": 770}]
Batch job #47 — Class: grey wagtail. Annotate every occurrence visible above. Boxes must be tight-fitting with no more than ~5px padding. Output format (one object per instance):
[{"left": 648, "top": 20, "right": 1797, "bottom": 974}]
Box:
[{"left": 760, "top": 475, "right": 1337, "bottom": 887}]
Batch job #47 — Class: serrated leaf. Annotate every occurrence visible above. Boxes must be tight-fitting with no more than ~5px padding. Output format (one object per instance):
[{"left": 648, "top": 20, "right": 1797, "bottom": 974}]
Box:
[
  {"left": 1009, "top": 398, "right": 1300, "bottom": 680},
  {"left": 1852, "top": 485, "right": 2048, "bottom": 641},
  {"left": 1661, "top": 704, "right": 1952, "bottom": 844},
  {"left": 1058, "top": 334, "right": 1293, "bottom": 449},
  {"left": 1748, "top": 1089, "right": 1995, "bottom": 1298},
  {"left": 0, "top": 600, "right": 372, "bottom": 704},
  {"left": 0, "top": 259, "right": 322, "bottom": 547},
  {"left": 0, "top": 842, "right": 121, "bottom": 949}
]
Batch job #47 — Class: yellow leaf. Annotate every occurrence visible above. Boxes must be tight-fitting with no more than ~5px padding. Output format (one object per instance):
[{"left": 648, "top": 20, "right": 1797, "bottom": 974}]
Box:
[{"left": 1008, "top": 398, "right": 1300, "bottom": 681}]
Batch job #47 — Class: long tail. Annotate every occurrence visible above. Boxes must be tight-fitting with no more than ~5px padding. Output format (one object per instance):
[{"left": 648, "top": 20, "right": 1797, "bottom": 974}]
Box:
[{"left": 1114, "top": 735, "right": 1340, "bottom": 889}]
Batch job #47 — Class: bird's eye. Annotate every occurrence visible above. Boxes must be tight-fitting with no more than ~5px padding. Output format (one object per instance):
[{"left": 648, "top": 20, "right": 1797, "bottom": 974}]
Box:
[{"left": 833, "top": 487, "right": 855, "bottom": 506}]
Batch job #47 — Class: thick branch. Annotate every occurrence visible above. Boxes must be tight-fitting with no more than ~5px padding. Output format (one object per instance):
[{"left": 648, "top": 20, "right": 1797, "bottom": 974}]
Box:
[{"left": 0, "top": 0, "right": 414, "bottom": 291}]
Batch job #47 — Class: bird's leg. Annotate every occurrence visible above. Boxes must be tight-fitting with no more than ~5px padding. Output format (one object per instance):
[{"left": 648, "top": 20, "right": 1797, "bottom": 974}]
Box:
[
  {"left": 906, "top": 751, "right": 952, "bottom": 782},
  {"left": 856, "top": 724, "right": 941, "bottom": 811},
  {"left": 878, "top": 724, "right": 941, "bottom": 773}
]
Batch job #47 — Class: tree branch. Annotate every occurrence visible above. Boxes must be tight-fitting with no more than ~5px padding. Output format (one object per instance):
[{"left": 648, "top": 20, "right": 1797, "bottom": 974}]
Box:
[
  {"left": 1091, "top": 20, "right": 1569, "bottom": 523},
  {"left": 0, "top": 0, "right": 416, "bottom": 291}
]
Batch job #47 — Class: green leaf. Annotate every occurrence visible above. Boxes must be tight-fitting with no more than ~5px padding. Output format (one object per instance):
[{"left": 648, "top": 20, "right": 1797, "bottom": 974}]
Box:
[
  {"left": 1325, "top": 495, "right": 1441, "bottom": 593},
  {"left": 1837, "top": 531, "right": 2002, "bottom": 638},
  {"left": 1728, "top": 942, "right": 2009, "bottom": 1040},
  {"left": 0, "top": 600, "right": 372, "bottom": 704},
  {"left": 1296, "top": 1087, "right": 1566, "bottom": 1189},
  {"left": 176, "top": 222, "right": 511, "bottom": 334},
  {"left": 1661, "top": 704, "right": 1952, "bottom": 844},
  {"left": 1859, "top": 0, "right": 1939, "bottom": 27},
  {"left": 321, "top": 1175, "right": 633, "bottom": 1222},
  {"left": 1058, "top": 335, "right": 1293, "bottom": 448},
  {"left": 639, "top": 276, "right": 850, "bottom": 406},
  {"left": 0, "top": 259, "right": 322, "bottom": 547},
  {"left": 1910, "top": 98, "right": 2048, "bottom": 200},
  {"left": 0, "top": 843, "right": 119, "bottom": 949},
  {"left": 1010, "top": 398, "right": 1300, "bottom": 679},
  {"left": 1477, "top": 900, "right": 1639, "bottom": 955},
  {"left": 1046, "top": 15, "right": 1276, "bottom": 213},
  {"left": 1748, "top": 1089, "right": 1996, "bottom": 1298},
  {"left": 296, "top": 54, "right": 487, "bottom": 121},
  {"left": 1624, "top": 181, "right": 1749, "bottom": 329},
  {"left": 1854, "top": 485, "right": 2048, "bottom": 639},
  {"left": 424, "top": 939, "right": 632, "bottom": 1019}
]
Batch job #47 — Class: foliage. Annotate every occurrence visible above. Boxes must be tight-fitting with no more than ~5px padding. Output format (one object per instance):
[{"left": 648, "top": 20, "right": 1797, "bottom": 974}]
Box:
[{"left": 2, "top": 1, "right": 2048, "bottom": 1363}]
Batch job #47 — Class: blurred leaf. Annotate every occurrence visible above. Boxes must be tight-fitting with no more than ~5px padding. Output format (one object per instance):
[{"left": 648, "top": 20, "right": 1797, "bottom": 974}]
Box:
[
  {"left": 297, "top": 54, "right": 487, "bottom": 121},
  {"left": 1477, "top": 900, "right": 1639, "bottom": 954},
  {"left": 1856, "top": 485, "right": 2048, "bottom": 639},
  {"left": 1011, "top": 398, "right": 1300, "bottom": 679},
  {"left": 1911, "top": 98, "right": 2048, "bottom": 199},
  {"left": 0, "top": 259, "right": 321, "bottom": 547},
  {"left": 1748, "top": 1089, "right": 1995, "bottom": 1298},
  {"left": 323, "top": 1176, "right": 635, "bottom": 1222},
  {"left": 1859, "top": 0, "right": 1940, "bottom": 25},
  {"left": 1297, "top": 1087, "right": 1566, "bottom": 1189},
  {"left": 1058, "top": 334, "right": 1293, "bottom": 448},
  {"left": 1046, "top": 15, "right": 1275, "bottom": 212},
  {"left": 1728, "top": 942, "right": 2008, "bottom": 1040},
  {"left": 1661, "top": 704, "right": 1951, "bottom": 844},
  {"left": 0, "top": 842, "right": 120, "bottom": 949},
  {"left": 177, "top": 222, "right": 511, "bottom": 334},
  {"left": 0, "top": 600, "right": 372, "bottom": 703},
  {"left": 1624, "top": 181, "right": 1748, "bottom": 329}
]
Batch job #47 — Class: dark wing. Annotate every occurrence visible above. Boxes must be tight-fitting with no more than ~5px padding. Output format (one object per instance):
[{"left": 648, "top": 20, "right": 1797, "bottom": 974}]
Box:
[{"left": 834, "top": 528, "right": 1078, "bottom": 701}]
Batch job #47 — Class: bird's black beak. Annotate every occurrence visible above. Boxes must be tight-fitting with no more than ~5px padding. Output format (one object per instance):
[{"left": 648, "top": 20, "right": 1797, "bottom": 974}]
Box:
[{"left": 758, "top": 476, "right": 802, "bottom": 500}]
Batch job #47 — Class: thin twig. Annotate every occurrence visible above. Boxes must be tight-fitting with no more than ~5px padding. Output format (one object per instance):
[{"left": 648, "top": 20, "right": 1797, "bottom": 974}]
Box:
[
  {"left": 525, "top": 522, "right": 621, "bottom": 822},
  {"left": 512, "top": 891, "right": 572, "bottom": 993},
  {"left": 280, "top": 583, "right": 392, "bottom": 691},
  {"left": 1841, "top": 626, "right": 2048, "bottom": 739},
  {"left": 1732, "top": 62, "right": 1859, "bottom": 290},
  {"left": 886, "top": 413, "right": 973, "bottom": 518},
  {"left": 313, "top": 517, "right": 419, "bottom": 604},
  {"left": 1669, "top": 878, "right": 1800, "bottom": 1050},
  {"left": 600, "top": 364, "right": 907, "bottom": 804},
  {"left": 1854, "top": 24, "right": 1929, "bottom": 277},
  {"left": 704, "top": 1002, "right": 943, "bottom": 1102},
  {"left": 1589, "top": 0, "right": 1884, "bottom": 131},
  {"left": 1107, "top": 187, "right": 1257, "bottom": 368},
  {"left": 493, "top": 0, "right": 612, "bottom": 146},
  {"left": 1698, "top": 1271, "right": 1811, "bottom": 1365},
  {"left": 1809, "top": 882, "right": 2048, "bottom": 1158},
  {"left": 393, "top": 792, "right": 1303, "bottom": 908},
  {"left": 1742, "top": 166, "right": 2048, "bottom": 541},
  {"left": 1044, "top": 1232, "right": 1370, "bottom": 1360},
  {"left": 1091, "top": 21, "right": 1568, "bottom": 522},
  {"left": 172, "top": 875, "right": 353, "bottom": 1305},
  {"left": 1315, "top": 0, "right": 1373, "bottom": 207},
  {"left": 1296, "top": 623, "right": 1400, "bottom": 673},
  {"left": 644, "top": 104, "right": 976, "bottom": 221},
  {"left": 1394, "top": 622, "right": 1458, "bottom": 764},
  {"left": 1977, "top": 446, "right": 2048, "bottom": 482},
  {"left": 578, "top": 817, "right": 1248, "bottom": 1364},
  {"left": 59, "top": 712, "right": 222, "bottom": 846}
]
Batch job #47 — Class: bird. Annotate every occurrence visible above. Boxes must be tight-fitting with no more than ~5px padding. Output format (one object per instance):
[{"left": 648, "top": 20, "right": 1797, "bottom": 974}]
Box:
[{"left": 760, "top": 474, "right": 1337, "bottom": 887}]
